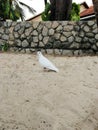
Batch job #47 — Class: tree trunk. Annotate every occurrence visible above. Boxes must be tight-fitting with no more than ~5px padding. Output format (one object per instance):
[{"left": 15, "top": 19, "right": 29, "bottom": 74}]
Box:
[
  {"left": 92, "top": 0, "right": 98, "bottom": 26},
  {"left": 44, "top": 0, "right": 47, "bottom": 5},
  {"left": 50, "top": 0, "right": 72, "bottom": 20}
]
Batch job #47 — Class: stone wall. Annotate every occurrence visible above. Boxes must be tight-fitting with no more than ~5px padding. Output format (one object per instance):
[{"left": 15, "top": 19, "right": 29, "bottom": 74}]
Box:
[{"left": 0, "top": 21, "right": 98, "bottom": 56}]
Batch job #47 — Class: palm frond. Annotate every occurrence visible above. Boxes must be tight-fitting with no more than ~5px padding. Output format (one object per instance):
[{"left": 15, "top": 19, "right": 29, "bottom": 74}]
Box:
[
  {"left": 19, "top": 1, "right": 36, "bottom": 14},
  {"left": 15, "top": 4, "right": 25, "bottom": 20}
]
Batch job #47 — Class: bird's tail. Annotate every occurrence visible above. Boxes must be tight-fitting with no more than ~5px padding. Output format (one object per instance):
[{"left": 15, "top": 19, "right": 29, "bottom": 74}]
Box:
[
  {"left": 55, "top": 67, "right": 59, "bottom": 72},
  {"left": 52, "top": 66, "right": 59, "bottom": 72}
]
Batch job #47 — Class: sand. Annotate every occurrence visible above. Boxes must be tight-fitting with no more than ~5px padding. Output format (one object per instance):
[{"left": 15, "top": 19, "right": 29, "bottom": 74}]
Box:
[{"left": 0, "top": 53, "right": 98, "bottom": 130}]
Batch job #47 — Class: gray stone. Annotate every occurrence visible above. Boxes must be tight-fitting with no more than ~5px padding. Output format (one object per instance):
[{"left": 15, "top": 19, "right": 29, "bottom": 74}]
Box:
[
  {"left": 39, "top": 41, "right": 44, "bottom": 47},
  {"left": 0, "top": 28, "right": 4, "bottom": 34},
  {"left": 46, "top": 49, "right": 54, "bottom": 55},
  {"left": 2, "top": 34, "right": 9, "bottom": 40},
  {"left": 52, "top": 22, "right": 59, "bottom": 29},
  {"left": 16, "top": 40, "right": 21, "bottom": 46},
  {"left": 30, "top": 48, "right": 36, "bottom": 53},
  {"left": 28, "top": 36, "right": 33, "bottom": 43},
  {"left": 32, "top": 30, "right": 38, "bottom": 36},
  {"left": 14, "top": 32, "right": 19, "bottom": 38},
  {"left": 75, "top": 37, "right": 82, "bottom": 43},
  {"left": 3, "top": 22, "right": 8, "bottom": 27},
  {"left": 9, "top": 27, "right": 14, "bottom": 33},
  {"left": 5, "top": 29, "right": 9, "bottom": 34},
  {"left": 21, "top": 34, "right": 26, "bottom": 39},
  {"left": 19, "top": 22, "right": 26, "bottom": 27},
  {"left": 20, "top": 49, "right": 26, "bottom": 53},
  {"left": 45, "top": 22, "right": 52, "bottom": 28},
  {"left": 49, "top": 29, "right": 54, "bottom": 36},
  {"left": 86, "top": 33, "right": 94, "bottom": 38},
  {"left": 56, "top": 25, "right": 63, "bottom": 32},
  {"left": 92, "top": 23, "right": 97, "bottom": 29},
  {"left": 72, "top": 31, "right": 77, "bottom": 37},
  {"left": 39, "top": 34, "right": 43, "bottom": 41},
  {"left": 42, "top": 26, "right": 48, "bottom": 36},
  {"left": 12, "top": 22, "right": 17, "bottom": 26},
  {"left": 9, "top": 34, "right": 14, "bottom": 41},
  {"left": 12, "top": 47, "right": 18, "bottom": 52},
  {"left": 87, "top": 21, "right": 94, "bottom": 26},
  {"left": 54, "top": 49, "right": 62, "bottom": 55},
  {"left": 64, "top": 25, "right": 73, "bottom": 31},
  {"left": 78, "top": 21, "right": 83, "bottom": 25},
  {"left": 68, "top": 36, "right": 74, "bottom": 43},
  {"left": 95, "top": 34, "right": 98, "bottom": 40},
  {"left": 14, "top": 24, "right": 20, "bottom": 31},
  {"left": 33, "top": 22, "right": 39, "bottom": 29},
  {"left": 9, "top": 47, "right": 15, "bottom": 52},
  {"left": 25, "top": 27, "right": 33, "bottom": 36},
  {"left": 79, "top": 31, "right": 85, "bottom": 37},
  {"left": 7, "top": 22, "right": 12, "bottom": 27},
  {"left": 83, "top": 25, "right": 90, "bottom": 32},
  {"left": 78, "top": 50, "right": 83, "bottom": 56},
  {"left": 81, "top": 49, "right": 94, "bottom": 55},
  {"left": 68, "top": 21, "right": 76, "bottom": 25},
  {"left": 74, "top": 26, "right": 80, "bottom": 31},
  {"left": 22, "top": 40, "right": 29, "bottom": 47},
  {"left": 31, "top": 42, "right": 37, "bottom": 47},
  {"left": 62, "top": 50, "right": 73, "bottom": 56},
  {"left": 18, "top": 48, "right": 22, "bottom": 52},
  {"left": 81, "top": 43, "right": 91, "bottom": 49},
  {"left": 96, "top": 42, "right": 98, "bottom": 47},
  {"left": 53, "top": 41, "right": 61, "bottom": 48},
  {"left": 60, "top": 36, "right": 67, "bottom": 42},
  {"left": 61, "top": 21, "right": 68, "bottom": 26},
  {"left": 83, "top": 37, "right": 89, "bottom": 42},
  {"left": 43, "top": 37, "right": 49, "bottom": 44},
  {"left": 45, "top": 42, "right": 53, "bottom": 48},
  {"left": 95, "top": 52, "right": 98, "bottom": 55},
  {"left": 37, "top": 24, "right": 43, "bottom": 32},
  {"left": 0, "top": 39, "right": 5, "bottom": 45},
  {"left": 0, "top": 33, "right": 2, "bottom": 38},
  {"left": 40, "top": 49, "right": 46, "bottom": 54},
  {"left": 89, "top": 38, "right": 96, "bottom": 44},
  {"left": 54, "top": 33, "right": 61, "bottom": 40},
  {"left": 92, "top": 45, "right": 97, "bottom": 51},
  {"left": 70, "top": 42, "right": 80, "bottom": 49},
  {"left": 93, "top": 28, "right": 98, "bottom": 33},
  {"left": 8, "top": 41, "right": 14, "bottom": 46},
  {"left": 25, "top": 22, "right": 32, "bottom": 28},
  {"left": 54, "top": 41, "right": 70, "bottom": 49},
  {"left": 48, "top": 36, "right": 55, "bottom": 43},
  {"left": 26, "top": 48, "right": 31, "bottom": 53},
  {"left": 33, "top": 37, "right": 38, "bottom": 43},
  {"left": 62, "top": 42, "right": 71, "bottom": 48},
  {"left": 18, "top": 27, "right": 25, "bottom": 34},
  {"left": 73, "top": 50, "right": 79, "bottom": 56},
  {"left": 63, "top": 32, "right": 72, "bottom": 37}
]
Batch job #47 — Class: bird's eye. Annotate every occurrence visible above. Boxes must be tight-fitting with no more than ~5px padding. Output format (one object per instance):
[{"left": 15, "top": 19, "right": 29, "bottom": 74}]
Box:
[{"left": 37, "top": 51, "right": 40, "bottom": 55}]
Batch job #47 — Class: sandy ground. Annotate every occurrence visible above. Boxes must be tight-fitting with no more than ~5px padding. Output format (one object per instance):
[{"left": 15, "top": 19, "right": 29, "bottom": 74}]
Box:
[{"left": 0, "top": 53, "right": 98, "bottom": 130}]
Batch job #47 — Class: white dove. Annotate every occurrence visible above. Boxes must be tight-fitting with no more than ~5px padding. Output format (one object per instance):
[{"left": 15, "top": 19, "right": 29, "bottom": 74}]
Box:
[{"left": 37, "top": 51, "right": 59, "bottom": 72}]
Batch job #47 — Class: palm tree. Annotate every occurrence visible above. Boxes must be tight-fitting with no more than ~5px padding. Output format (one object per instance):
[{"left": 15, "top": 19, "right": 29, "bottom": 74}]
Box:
[
  {"left": 92, "top": 0, "right": 98, "bottom": 26},
  {"left": 49, "top": 0, "right": 72, "bottom": 20},
  {"left": 0, "top": 0, "right": 36, "bottom": 21}
]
